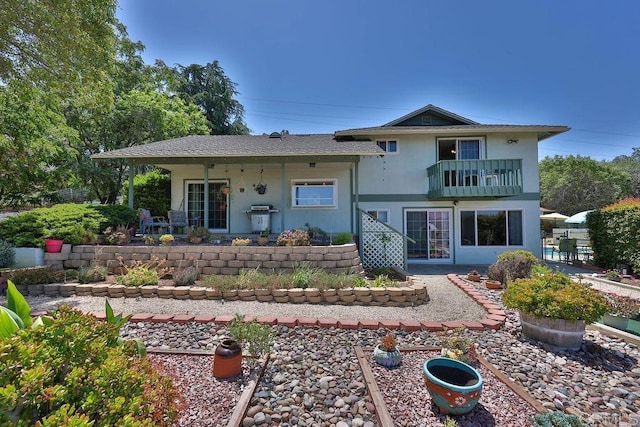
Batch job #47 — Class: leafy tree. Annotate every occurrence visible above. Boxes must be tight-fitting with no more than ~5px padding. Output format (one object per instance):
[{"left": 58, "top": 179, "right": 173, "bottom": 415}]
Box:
[
  {"left": 174, "top": 61, "right": 249, "bottom": 135},
  {"left": 611, "top": 148, "right": 640, "bottom": 198},
  {"left": 539, "top": 155, "right": 631, "bottom": 215},
  {"left": 74, "top": 89, "right": 209, "bottom": 203},
  {"left": 0, "top": 0, "right": 118, "bottom": 100},
  {"left": 0, "top": 82, "right": 77, "bottom": 207}
]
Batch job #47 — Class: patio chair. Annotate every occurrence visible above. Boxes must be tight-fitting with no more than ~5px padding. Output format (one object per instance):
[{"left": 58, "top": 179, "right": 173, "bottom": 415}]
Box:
[
  {"left": 138, "top": 208, "right": 169, "bottom": 235},
  {"left": 168, "top": 210, "right": 189, "bottom": 234}
]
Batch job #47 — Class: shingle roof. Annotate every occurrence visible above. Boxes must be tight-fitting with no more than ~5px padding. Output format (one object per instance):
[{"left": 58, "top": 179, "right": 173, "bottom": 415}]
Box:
[{"left": 92, "top": 134, "right": 384, "bottom": 160}]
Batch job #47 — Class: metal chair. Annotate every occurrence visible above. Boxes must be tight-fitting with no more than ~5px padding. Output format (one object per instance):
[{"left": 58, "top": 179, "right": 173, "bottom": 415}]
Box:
[
  {"left": 168, "top": 210, "right": 189, "bottom": 234},
  {"left": 138, "top": 208, "right": 169, "bottom": 234}
]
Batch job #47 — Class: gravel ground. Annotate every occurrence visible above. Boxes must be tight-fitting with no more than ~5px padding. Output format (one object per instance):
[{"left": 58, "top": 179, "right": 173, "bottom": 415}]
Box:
[
  {"left": 13, "top": 274, "right": 640, "bottom": 426},
  {"left": 23, "top": 275, "right": 487, "bottom": 322}
]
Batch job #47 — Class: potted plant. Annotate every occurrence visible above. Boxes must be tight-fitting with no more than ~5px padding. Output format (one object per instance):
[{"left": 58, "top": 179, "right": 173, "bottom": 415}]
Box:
[
  {"left": 485, "top": 279, "right": 502, "bottom": 290},
  {"left": 372, "top": 333, "right": 402, "bottom": 368},
  {"left": 439, "top": 328, "right": 475, "bottom": 364},
  {"left": 257, "top": 227, "right": 270, "bottom": 246},
  {"left": 603, "top": 270, "right": 622, "bottom": 282},
  {"left": 602, "top": 294, "right": 640, "bottom": 330},
  {"left": 502, "top": 272, "right": 610, "bottom": 349},
  {"left": 188, "top": 226, "right": 209, "bottom": 244},
  {"left": 159, "top": 234, "right": 175, "bottom": 245},
  {"left": 466, "top": 269, "right": 481, "bottom": 282},
  {"left": 220, "top": 185, "right": 232, "bottom": 196},
  {"left": 44, "top": 237, "right": 64, "bottom": 253}
]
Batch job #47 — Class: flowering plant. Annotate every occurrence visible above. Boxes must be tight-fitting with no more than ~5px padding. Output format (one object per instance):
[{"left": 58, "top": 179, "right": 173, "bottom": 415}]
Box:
[
  {"left": 159, "top": 234, "right": 174, "bottom": 245},
  {"left": 276, "top": 229, "right": 310, "bottom": 246}
]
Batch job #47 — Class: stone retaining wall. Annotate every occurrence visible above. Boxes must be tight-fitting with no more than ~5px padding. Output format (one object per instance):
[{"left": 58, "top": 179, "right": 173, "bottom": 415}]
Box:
[
  {"left": 55, "top": 243, "right": 364, "bottom": 276},
  {"left": 16, "top": 276, "right": 430, "bottom": 307}
]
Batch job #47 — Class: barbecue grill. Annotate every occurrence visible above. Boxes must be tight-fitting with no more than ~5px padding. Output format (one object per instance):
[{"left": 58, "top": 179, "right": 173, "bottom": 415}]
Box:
[{"left": 243, "top": 204, "right": 279, "bottom": 233}]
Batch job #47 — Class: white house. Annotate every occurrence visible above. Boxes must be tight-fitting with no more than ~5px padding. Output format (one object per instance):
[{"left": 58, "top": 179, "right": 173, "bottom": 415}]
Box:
[{"left": 94, "top": 104, "right": 568, "bottom": 266}]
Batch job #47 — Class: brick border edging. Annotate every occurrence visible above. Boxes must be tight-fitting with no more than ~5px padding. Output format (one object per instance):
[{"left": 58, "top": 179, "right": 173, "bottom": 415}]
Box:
[{"left": 61, "top": 273, "right": 503, "bottom": 332}]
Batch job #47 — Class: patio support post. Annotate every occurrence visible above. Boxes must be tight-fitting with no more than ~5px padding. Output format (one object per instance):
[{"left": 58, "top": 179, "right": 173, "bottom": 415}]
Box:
[
  {"left": 280, "top": 163, "right": 286, "bottom": 232},
  {"left": 353, "top": 161, "right": 360, "bottom": 240},
  {"left": 203, "top": 164, "right": 209, "bottom": 228},
  {"left": 128, "top": 162, "right": 134, "bottom": 209}
]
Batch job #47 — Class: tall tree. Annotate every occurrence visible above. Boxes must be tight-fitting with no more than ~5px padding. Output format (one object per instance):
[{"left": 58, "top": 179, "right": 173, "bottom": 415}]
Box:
[
  {"left": 0, "top": 82, "right": 77, "bottom": 207},
  {"left": 539, "top": 155, "right": 631, "bottom": 215},
  {"left": 174, "top": 61, "right": 249, "bottom": 135},
  {"left": 611, "top": 148, "right": 640, "bottom": 198},
  {"left": 74, "top": 89, "right": 210, "bottom": 204},
  {"left": 0, "top": 0, "right": 118, "bottom": 101}
]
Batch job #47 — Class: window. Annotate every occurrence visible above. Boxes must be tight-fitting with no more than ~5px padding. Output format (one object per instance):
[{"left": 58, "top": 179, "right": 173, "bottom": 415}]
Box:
[
  {"left": 437, "top": 138, "right": 484, "bottom": 161},
  {"left": 292, "top": 179, "right": 337, "bottom": 208},
  {"left": 460, "top": 210, "right": 523, "bottom": 246},
  {"left": 376, "top": 140, "right": 398, "bottom": 153},
  {"left": 367, "top": 209, "right": 390, "bottom": 224}
]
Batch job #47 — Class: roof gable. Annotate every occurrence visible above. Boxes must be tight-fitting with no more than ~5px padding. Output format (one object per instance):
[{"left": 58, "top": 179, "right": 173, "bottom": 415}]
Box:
[{"left": 384, "top": 104, "right": 478, "bottom": 127}]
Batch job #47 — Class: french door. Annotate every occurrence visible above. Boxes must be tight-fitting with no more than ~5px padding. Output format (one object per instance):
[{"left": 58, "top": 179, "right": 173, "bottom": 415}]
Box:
[
  {"left": 185, "top": 181, "right": 228, "bottom": 231},
  {"left": 405, "top": 209, "right": 452, "bottom": 262}
]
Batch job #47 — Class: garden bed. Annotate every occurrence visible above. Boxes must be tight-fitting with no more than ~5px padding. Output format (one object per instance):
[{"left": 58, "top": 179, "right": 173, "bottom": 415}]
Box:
[{"left": 356, "top": 347, "right": 543, "bottom": 426}]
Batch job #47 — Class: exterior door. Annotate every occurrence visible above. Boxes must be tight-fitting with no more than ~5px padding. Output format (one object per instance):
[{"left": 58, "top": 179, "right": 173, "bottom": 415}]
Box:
[
  {"left": 405, "top": 209, "right": 452, "bottom": 262},
  {"left": 185, "top": 181, "right": 228, "bottom": 231}
]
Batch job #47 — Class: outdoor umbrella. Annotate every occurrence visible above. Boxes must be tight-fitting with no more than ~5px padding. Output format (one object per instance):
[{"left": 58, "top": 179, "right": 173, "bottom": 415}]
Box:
[
  {"left": 540, "top": 212, "right": 569, "bottom": 221},
  {"left": 564, "top": 210, "right": 594, "bottom": 224}
]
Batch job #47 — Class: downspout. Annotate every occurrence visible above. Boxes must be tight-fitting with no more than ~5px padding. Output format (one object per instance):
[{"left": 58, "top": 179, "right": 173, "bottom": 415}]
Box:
[
  {"left": 353, "top": 160, "right": 360, "bottom": 250},
  {"left": 128, "top": 162, "right": 134, "bottom": 209},
  {"left": 203, "top": 164, "right": 209, "bottom": 228},
  {"left": 280, "top": 163, "right": 286, "bottom": 232}
]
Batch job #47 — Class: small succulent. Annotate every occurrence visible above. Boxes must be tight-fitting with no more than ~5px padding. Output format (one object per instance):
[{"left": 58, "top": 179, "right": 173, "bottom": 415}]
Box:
[{"left": 380, "top": 334, "right": 398, "bottom": 352}]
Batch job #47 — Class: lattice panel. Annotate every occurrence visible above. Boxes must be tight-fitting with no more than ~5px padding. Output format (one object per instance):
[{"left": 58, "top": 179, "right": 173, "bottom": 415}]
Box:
[{"left": 360, "top": 212, "right": 405, "bottom": 268}]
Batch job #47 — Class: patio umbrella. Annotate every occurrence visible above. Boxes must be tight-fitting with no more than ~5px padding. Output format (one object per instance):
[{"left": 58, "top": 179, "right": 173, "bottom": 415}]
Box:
[
  {"left": 540, "top": 212, "right": 569, "bottom": 221},
  {"left": 564, "top": 210, "right": 594, "bottom": 224}
]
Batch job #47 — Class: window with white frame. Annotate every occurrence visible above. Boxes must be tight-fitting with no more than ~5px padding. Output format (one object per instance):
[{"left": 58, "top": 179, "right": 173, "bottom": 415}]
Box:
[
  {"left": 376, "top": 140, "right": 398, "bottom": 154},
  {"left": 367, "top": 209, "right": 390, "bottom": 224},
  {"left": 292, "top": 179, "right": 337, "bottom": 208},
  {"left": 437, "top": 137, "right": 484, "bottom": 161},
  {"left": 460, "top": 210, "right": 523, "bottom": 246}
]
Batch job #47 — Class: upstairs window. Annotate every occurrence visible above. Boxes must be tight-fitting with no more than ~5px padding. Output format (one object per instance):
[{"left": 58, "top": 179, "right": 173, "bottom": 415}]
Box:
[
  {"left": 376, "top": 140, "right": 398, "bottom": 154},
  {"left": 292, "top": 179, "right": 337, "bottom": 208},
  {"left": 437, "top": 138, "right": 484, "bottom": 161}
]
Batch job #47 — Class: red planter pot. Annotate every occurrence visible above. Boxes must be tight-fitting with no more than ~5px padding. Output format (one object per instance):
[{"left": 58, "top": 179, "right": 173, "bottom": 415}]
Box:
[
  {"left": 45, "top": 239, "right": 64, "bottom": 253},
  {"left": 212, "top": 338, "right": 242, "bottom": 379}
]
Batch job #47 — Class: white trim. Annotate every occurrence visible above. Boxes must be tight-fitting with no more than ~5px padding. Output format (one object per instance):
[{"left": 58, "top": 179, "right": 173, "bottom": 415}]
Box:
[
  {"left": 375, "top": 139, "right": 399, "bottom": 154},
  {"left": 291, "top": 178, "right": 337, "bottom": 209}
]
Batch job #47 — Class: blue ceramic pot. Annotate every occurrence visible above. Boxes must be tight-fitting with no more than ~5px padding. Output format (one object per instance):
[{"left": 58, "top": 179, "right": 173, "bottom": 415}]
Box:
[
  {"left": 423, "top": 357, "right": 483, "bottom": 415},
  {"left": 373, "top": 345, "right": 402, "bottom": 368}
]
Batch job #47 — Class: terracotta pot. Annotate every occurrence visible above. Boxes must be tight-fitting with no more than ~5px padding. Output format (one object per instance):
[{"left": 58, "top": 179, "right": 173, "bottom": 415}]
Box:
[
  {"left": 257, "top": 236, "right": 269, "bottom": 246},
  {"left": 213, "top": 338, "right": 242, "bottom": 378},
  {"left": 467, "top": 274, "right": 481, "bottom": 282},
  {"left": 485, "top": 280, "right": 502, "bottom": 289},
  {"left": 45, "top": 239, "right": 64, "bottom": 253},
  {"left": 423, "top": 357, "right": 483, "bottom": 415},
  {"left": 373, "top": 345, "right": 402, "bottom": 368}
]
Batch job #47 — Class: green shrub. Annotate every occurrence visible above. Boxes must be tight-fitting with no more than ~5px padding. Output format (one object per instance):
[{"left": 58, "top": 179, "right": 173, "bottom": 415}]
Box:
[
  {"left": 228, "top": 313, "right": 274, "bottom": 361},
  {"left": 90, "top": 204, "right": 138, "bottom": 230},
  {"left": 0, "top": 203, "right": 135, "bottom": 248},
  {"left": 77, "top": 264, "right": 108, "bottom": 284},
  {"left": 487, "top": 250, "right": 541, "bottom": 285},
  {"left": 332, "top": 232, "right": 352, "bottom": 245},
  {"left": 0, "top": 305, "right": 180, "bottom": 425},
  {"left": 6, "top": 266, "right": 55, "bottom": 286},
  {"left": 115, "top": 257, "right": 172, "bottom": 287},
  {"left": 532, "top": 411, "right": 587, "bottom": 426},
  {"left": 0, "top": 239, "right": 15, "bottom": 268},
  {"left": 123, "top": 170, "right": 171, "bottom": 217},
  {"left": 173, "top": 266, "right": 198, "bottom": 287},
  {"left": 502, "top": 272, "right": 610, "bottom": 324},
  {"left": 291, "top": 263, "right": 319, "bottom": 289}
]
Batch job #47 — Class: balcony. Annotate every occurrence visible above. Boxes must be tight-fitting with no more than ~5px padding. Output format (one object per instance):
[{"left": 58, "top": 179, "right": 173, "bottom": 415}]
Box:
[{"left": 426, "top": 159, "right": 523, "bottom": 200}]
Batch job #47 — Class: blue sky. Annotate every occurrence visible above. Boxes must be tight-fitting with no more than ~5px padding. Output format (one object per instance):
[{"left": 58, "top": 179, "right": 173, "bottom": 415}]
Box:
[{"left": 117, "top": 1, "right": 640, "bottom": 161}]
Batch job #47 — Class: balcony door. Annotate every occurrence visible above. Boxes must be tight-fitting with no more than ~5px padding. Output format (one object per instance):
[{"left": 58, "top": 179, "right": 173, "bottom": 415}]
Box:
[
  {"left": 405, "top": 209, "right": 452, "bottom": 263},
  {"left": 185, "top": 180, "right": 228, "bottom": 232}
]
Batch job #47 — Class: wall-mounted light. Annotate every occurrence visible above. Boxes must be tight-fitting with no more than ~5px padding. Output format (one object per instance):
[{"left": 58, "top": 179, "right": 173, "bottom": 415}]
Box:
[
  {"left": 453, "top": 200, "right": 459, "bottom": 206},
  {"left": 507, "top": 139, "right": 519, "bottom": 144},
  {"left": 309, "top": 162, "right": 316, "bottom": 168}
]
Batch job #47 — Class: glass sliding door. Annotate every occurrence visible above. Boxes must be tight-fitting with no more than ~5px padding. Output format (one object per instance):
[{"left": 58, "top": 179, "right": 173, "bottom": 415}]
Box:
[
  {"left": 186, "top": 181, "right": 228, "bottom": 231},
  {"left": 405, "top": 209, "right": 452, "bottom": 262}
]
